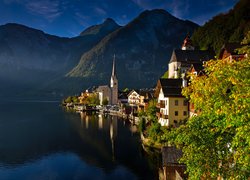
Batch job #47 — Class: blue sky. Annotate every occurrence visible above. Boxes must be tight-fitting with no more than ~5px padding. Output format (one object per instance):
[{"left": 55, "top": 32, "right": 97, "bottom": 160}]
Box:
[{"left": 0, "top": 0, "right": 239, "bottom": 37}]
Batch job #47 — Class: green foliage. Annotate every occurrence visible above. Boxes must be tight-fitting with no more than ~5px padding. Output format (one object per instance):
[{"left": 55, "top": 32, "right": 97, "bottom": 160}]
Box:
[
  {"left": 123, "top": 88, "right": 130, "bottom": 92},
  {"left": 145, "top": 99, "right": 157, "bottom": 122},
  {"left": 169, "top": 35, "right": 250, "bottom": 179},
  {"left": 191, "top": 0, "right": 250, "bottom": 54},
  {"left": 64, "top": 96, "right": 79, "bottom": 104},
  {"left": 148, "top": 122, "right": 161, "bottom": 142},
  {"left": 102, "top": 98, "right": 109, "bottom": 105},
  {"left": 85, "top": 94, "right": 100, "bottom": 106},
  {"left": 161, "top": 70, "right": 168, "bottom": 78},
  {"left": 138, "top": 117, "right": 146, "bottom": 133}
]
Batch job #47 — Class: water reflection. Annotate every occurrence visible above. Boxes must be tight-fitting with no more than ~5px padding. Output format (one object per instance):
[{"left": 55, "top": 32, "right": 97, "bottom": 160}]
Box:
[{"left": 0, "top": 102, "right": 158, "bottom": 179}]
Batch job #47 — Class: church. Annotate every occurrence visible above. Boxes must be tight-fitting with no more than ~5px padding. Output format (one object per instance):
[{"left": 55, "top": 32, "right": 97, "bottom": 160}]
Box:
[
  {"left": 96, "top": 55, "right": 118, "bottom": 105},
  {"left": 168, "top": 35, "right": 215, "bottom": 78}
]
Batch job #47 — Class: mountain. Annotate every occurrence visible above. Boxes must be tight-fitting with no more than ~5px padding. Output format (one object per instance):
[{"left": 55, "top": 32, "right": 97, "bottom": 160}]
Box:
[
  {"left": 191, "top": 0, "right": 250, "bottom": 54},
  {"left": 67, "top": 9, "right": 199, "bottom": 90},
  {"left": 80, "top": 18, "right": 121, "bottom": 37},
  {"left": 0, "top": 20, "right": 121, "bottom": 97}
]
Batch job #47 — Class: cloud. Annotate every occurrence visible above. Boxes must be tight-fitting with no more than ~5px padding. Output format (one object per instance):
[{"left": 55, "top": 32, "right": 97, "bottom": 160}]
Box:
[
  {"left": 94, "top": 7, "right": 107, "bottom": 16},
  {"left": 169, "top": 0, "right": 189, "bottom": 19},
  {"left": 74, "top": 12, "right": 92, "bottom": 27},
  {"left": 25, "top": 0, "right": 62, "bottom": 22}
]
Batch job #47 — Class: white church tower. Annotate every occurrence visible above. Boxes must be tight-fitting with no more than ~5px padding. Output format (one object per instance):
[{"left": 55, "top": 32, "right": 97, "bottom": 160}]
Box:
[{"left": 110, "top": 55, "right": 118, "bottom": 105}]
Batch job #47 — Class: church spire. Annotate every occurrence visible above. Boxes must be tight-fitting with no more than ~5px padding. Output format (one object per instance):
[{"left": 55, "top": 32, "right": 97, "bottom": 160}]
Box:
[
  {"left": 182, "top": 34, "right": 194, "bottom": 50},
  {"left": 112, "top": 54, "right": 116, "bottom": 77}
]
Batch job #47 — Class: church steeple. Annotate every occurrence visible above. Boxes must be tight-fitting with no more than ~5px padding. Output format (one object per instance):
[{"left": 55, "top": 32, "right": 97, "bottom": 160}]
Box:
[
  {"left": 112, "top": 54, "right": 116, "bottom": 77},
  {"left": 182, "top": 34, "right": 194, "bottom": 50},
  {"left": 110, "top": 54, "right": 118, "bottom": 105}
]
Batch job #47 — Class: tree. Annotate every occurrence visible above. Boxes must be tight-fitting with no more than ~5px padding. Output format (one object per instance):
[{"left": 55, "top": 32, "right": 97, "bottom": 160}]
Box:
[
  {"left": 102, "top": 98, "right": 109, "bottom": 105},
  {"left": 145, "top": 99, "right": 157, "bottom": 122},
  {"left": 168, "top": 33, "right": 250, "bottom": 179},
  {"left": 161, "top": 70, "right": 169, "bottom": 78},
  {"left": 85, "top": 94, "right": 100, "bottom": 106},
  {"left": 64, "top": 96, "right": 79, "bottom": 104}
]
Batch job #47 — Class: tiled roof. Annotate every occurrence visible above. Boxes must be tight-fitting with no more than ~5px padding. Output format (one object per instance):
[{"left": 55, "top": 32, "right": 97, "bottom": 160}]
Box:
[
  {"left": 191, "top": 63, "right": 204, "bottom": 72},
  {"left": 169, "top": 49, "right": 215, "bottom": 63},
  {"left": 159, "top": 79, "right": 183, "bottom": 97},
  {"left": 219, "top": 43, "right": 243, "bottom": 59},
  {"left": 162, "top": 146, "right": 184, "bottom": 166}
]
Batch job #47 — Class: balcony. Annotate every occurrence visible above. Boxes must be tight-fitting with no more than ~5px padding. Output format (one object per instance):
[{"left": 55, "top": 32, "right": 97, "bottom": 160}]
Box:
[
  {"left": 156, "top": 103, "right": 165, "bottom": 108},
  {"left": 156, "top": 112, "right": 168, "bottom": 119}
]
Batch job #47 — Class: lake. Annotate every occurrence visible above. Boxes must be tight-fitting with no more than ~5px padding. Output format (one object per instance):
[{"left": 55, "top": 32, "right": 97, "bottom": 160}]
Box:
[{"left": 0, "top": 100, "right": 160, "bottom": 180}]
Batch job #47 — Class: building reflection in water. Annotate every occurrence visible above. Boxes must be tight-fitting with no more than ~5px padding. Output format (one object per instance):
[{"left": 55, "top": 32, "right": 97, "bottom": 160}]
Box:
[
  {"left": 98, "top": 114, "right": 103, "bottom": 129},
  {"left": 80, "top": 112, "right": 89, "bottom": 129},
  {"left": 110, "top": 116, "right": 117, "bottom": 161}
]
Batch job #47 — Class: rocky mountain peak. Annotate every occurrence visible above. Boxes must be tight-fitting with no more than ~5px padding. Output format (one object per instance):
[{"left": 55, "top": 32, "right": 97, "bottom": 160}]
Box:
[{"left": 80, "top": 18, "right": 121, "bottom": 37}]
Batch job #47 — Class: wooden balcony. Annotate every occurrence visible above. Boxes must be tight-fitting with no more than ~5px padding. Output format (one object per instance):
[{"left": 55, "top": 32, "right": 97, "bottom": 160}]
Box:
[
  {"left": 156, "top": 103, "right": 165, "bottom": 108},
  {"left": 156, "top": 112, "right": 168, "bottom": 119}
]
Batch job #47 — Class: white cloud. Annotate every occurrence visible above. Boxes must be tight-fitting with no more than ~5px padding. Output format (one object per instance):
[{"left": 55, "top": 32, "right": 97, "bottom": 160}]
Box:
[
  {"left": 25, "top": 0, "right": 62, "bottom": 22},
  {"left": 94, "top": 7, "right": 107, "bottom": 16},
  {"left": 74, "top": 12, "right": 91, "bottom": 27}
]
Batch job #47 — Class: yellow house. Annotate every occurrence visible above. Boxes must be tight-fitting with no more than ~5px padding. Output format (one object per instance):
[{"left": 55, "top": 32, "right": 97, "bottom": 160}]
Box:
[{"left": 156, "top": 78, "right": 188, "bottom": 127}]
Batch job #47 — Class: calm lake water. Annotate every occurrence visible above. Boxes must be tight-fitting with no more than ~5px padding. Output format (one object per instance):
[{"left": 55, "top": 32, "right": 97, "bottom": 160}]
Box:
[{"left": 0, "top": 100, "right": 159, "bottom": 180}]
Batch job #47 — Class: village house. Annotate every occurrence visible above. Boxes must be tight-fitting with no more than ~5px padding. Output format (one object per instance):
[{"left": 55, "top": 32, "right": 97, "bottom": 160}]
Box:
[
  {"left": 128, "top": 90, "right": 140, "bottom": 105},
  {"left": 127, "top": 89, "right": 154, "bottom": 111},
  {"left": 155, "top": 78, "right": 188, "bottom": 127},
  {"left": 219, "top": 42, "right": 246, "bottom": 61}
]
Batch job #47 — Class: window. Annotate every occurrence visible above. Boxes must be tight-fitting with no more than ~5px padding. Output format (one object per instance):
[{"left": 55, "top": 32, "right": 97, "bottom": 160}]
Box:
[
  {"left": 175, "top": 111, "right": 178, "bottom": 116},
  {"left": 175, "top": 100, "right": 178, "bottom": 106},
  {"left": 183, "top": 111, "right": 187, "bottom": 116},
  {"left": 183, "top": 100, "right": 188, "bottom": 106}
]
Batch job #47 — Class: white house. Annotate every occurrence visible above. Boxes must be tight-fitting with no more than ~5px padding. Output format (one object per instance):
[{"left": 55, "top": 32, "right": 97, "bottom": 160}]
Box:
[{"left": 127, "top": 90, "right": 140, "bottom": 105}]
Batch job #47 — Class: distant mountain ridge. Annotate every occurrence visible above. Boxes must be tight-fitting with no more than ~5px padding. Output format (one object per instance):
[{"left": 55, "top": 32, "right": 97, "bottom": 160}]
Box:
[{"left": 67, "top": 9, "right": 198, "bottom": 90}]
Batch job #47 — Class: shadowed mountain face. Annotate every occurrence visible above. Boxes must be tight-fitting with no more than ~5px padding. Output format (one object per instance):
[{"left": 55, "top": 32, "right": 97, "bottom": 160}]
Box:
[
  {"left": 67, "top": 9, "right": 199, "bottom": 90},
  {"left": 0, "top": 19, "right": 121, "bottom": 97}
]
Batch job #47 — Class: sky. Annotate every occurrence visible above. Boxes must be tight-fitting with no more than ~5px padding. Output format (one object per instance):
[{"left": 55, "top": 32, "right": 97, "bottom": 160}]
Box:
[{"left": 0, "top": 0, "right": 239, "bottom": 37}]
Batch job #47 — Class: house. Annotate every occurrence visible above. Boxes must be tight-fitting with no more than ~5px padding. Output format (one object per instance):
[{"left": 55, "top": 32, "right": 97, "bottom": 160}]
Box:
[
  {"left": 96, "top": 55, "right": 118, "bottom": 105},
  {"left": 161, "top": 146, "right": 186, "bottom": 180},
  {"left": 128, "top": 90, "right": 140, "bottom": 105},
  {"left": 137, "top": 89, "right": 154, "bottom": 111},
  {"left": 219, "top": 43, "right": 246, "bottom": 61},
  {"left": 168, "top": 35, "right": 215, "bottom": 78},
  {"left": 189, "top": 63, "right": 205, "bottom": 76},
  {"left": 155, "top": 78, "right": 188, "bottom": 127},
  {"left": 127, "top": 89, "right": 154, "bottom": 110}
]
